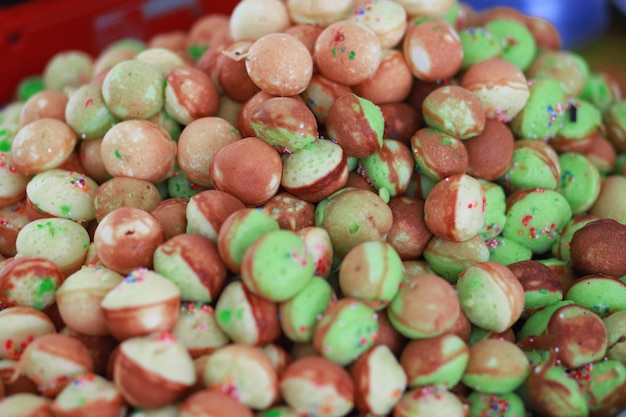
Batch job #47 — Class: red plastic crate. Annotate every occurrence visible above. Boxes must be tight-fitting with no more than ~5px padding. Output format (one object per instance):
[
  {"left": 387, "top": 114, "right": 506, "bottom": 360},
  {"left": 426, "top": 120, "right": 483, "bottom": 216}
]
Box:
[{"left": 0, "top": 0, "right": 239, "bottom": 105}]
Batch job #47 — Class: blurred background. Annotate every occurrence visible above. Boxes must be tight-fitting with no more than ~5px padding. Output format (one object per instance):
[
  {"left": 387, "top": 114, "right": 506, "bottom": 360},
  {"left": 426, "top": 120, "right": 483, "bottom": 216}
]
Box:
[{"left": 0, "top": 0, "right": 625, "bottom": 105}]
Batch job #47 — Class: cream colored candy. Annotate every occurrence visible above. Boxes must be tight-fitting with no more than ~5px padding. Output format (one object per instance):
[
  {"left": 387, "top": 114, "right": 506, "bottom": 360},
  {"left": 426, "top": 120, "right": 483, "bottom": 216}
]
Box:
[
  {"left": 25, "top": 168, "right": 98, "bottom": 222},
  {"left": 55, "top": 266, "right": 124, "bottom": 336},
  {"left": 135, "top": 47, "right": 187, "bottom": 76},
  {"left": 15, "top": 218, "right": 90, "bottom": 276},
  {"left": 287, "top": 0, "right": 353, "bottom": 26},
  {"left": 0, "top": 152, "right": 29, "bottom": 209},
  {"left": 230, "top": 0, "right": 291, "bottom": 40},
  {"left": 203, "top": 344, "right": 279, "bottom": 410},
  {"left": 114, "top": 333, "right": 196, "bottom": 408},
  {"left": 52, "top": 373, "right": 125, "bottom": 417},
  {"left": 349, "top": 0, "right": 407, "bottom": 49}
]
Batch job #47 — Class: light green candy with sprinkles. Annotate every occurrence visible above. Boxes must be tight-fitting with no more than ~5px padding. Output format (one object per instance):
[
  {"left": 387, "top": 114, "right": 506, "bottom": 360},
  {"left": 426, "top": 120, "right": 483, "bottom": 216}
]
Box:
[
  {"left": 241, "top": 229, "right": 315, "bottom": 302},
  {"left": 313, "top": 298, "right": 378, "bottom": 366},
  {"left": 358, "top": 139, "right": 414, "bottom": 202},
  {"left": 510, "top": 78, "right": 567, "bottom": 141},
  {"left": 279, "top": 276, "right": 334, "bottom": 343}
]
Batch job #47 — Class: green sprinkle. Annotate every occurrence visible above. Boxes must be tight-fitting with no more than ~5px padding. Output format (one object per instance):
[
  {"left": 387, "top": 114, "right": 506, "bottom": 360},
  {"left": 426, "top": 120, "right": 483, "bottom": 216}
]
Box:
[
  {"left": 471, "top": 279, "right": 481, "bottom": 287},
  {"left": 36, "top": 277, "right": 57, "bottom": 298},
  {"left": 230, "top": 127, "right": 239, "bottom": 135},
  {"left": 332, "top": 47, "right": 338, "bottom": 56},
  {"left": 60, "top": 205, "right": 71, "bottom": 214},
  {"left": 348, "top": 50, "right": 356, "bottom": 60},
  {"left": 0, "top": 139, "right": 10, "bottom": 152},
  {"left": 440, "top": 137, "right": 453, "bottom": 146},
  {"left": 187, "top": 44, "right": 208, "bottom": 62},
  {"left": 539, "top": 289, "right": 548, "bottom": 294},
  {"left": 114, "top": 150, "right": 121, "bottom": 159},
  {"left": 349, "top": 223, "right": 360, "bottom": 234},
  {"left": 218, "top": 309, "right": 232, "bottom": 324}
]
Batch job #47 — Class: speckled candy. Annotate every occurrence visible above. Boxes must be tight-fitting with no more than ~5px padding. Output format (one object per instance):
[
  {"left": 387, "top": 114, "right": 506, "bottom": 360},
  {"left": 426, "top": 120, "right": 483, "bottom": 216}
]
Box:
[
  {"left": 313, "top": 298, "right": 379, "bottom": 366},
  {"left": 502, "top": 188, "right": 572, "bottom": 255},
  {"left": 456, "top": 261, "right": 525, "bottom": 332},
  {"left": 424, "top": 174, "right": 485, "bottom": 242},
  {"left": 422, "top": 85, "right": 486, "bottom": 139},
  {"left": 557, "top": 152, "right": 601, "bottom": 215},
  {"left": 241, "top": 229, "right": 315, "bottom": 302}
]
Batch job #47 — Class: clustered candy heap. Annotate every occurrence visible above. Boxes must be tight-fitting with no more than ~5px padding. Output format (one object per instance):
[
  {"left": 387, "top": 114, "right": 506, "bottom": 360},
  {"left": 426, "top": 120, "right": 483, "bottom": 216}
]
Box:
[{"left": 1, "top": 0, "right": 626, "bottom": 416}]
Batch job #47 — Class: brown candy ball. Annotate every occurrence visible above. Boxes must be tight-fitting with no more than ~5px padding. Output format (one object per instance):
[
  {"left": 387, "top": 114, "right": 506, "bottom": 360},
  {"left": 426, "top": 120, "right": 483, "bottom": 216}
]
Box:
[{"left": 570, "top": 219, "right": 626, "bottom": 277}]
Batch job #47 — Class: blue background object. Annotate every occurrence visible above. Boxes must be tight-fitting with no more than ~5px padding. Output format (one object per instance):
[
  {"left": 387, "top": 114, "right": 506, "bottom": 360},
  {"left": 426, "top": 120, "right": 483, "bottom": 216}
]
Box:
[{"left": 463, "top": 0, "right": 611, "bottom": 49}]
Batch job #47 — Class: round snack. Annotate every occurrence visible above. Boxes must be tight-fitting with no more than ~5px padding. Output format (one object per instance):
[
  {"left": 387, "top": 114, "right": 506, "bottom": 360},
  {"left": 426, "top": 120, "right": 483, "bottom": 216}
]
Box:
[
  {"left": 93, "top": 176, "right": 162, "bottom": 222},
  {"left": 279, "top": 276, "right": 334, "bottom": 343},
  {"left": 214, "top": 280, "right": 281, "bottom": 347},
  {"left": 42, "top": 50, "right": 93, "bottom": 92},
  {"left": 100, "top": 119, "right": 177, "bottom": 184},
  {"left": 241, "top": 229, "right": 315, "bottom": 302},
  {"left": 314, "top": 20, "right": 382, "bottom": 86},
  {"left": 25, "top": 169, "right": 98, "bottom": 222},
  {"left": 350, "top": 344, "right": 406, "bottom": 415},
  {"left": 64, "top": 83, "right": 118, "bottom": 140},
  {"left": 349, "top": 1, "right": 406, "bottom": 49},
  {"left": 339, "top": 241, "right": 405, "bottom": 310},
  {"left": 499, "top": 140, "right": 561, "bottom": 193},
  {"left": 229, "top": 0, "right": 290, "bottom": 41},
  {"left": 15, "top": 333, "right": 94, "bottom": 397},
  {"left": 0, "top": 306, "right": 56, "bottom": 360},
  {"left": 209, "top": 137, "right": 282, "bottom": 206},
  {"left": 100, "top": 268, "right": 181, "bottom": 341},
  {"left": 507, "top": 260, "right": 563, "bottom": 314},
  {"left": 410, "top": 128, "right": 469, "bottom": 181},
  {"left": 217, "top": 208, "right": 280, "bottom": 274},
  {"left": 0, "top": 200, "right": 29, "bottom": 258},
  {"left": 456, "top": 261, "right": 525, "bottom": 332},
  {"left": 295, "top": 226, "right": 333, "bottom": 278},
  {"left": 164, "top": 66, "right": 219, "bottom": 126},
  {"left": 352, "top": 49, "right": 414, "bottom": 105},
  {"left": 580, "top": 71, "right": 623, "bottom": 114},
  {"left": 15, "top": 217, "right": 90, "bottom": 276},
  {"left": 102, "top": 59, "right": 165, "bottom": 120},
  {"left": 261, "top": 192, "right": 316, "bottom": 232},
  {"left": 93, "top": 207, "right": 164, "bottom": 274},
  {"left": 203, "top": 344, "right": 279, "bottom": 410},
  {"left": 11, "top": 118, "right": 77, "bottom": 176},
  {"left": 604, "top": 311, "right": 626, "bottom": 365},
  {"left": 245, "top": 32, "right": 313, "bottom": 96},
  {"left": 394, "top": 386, "right": 465, "bottom": 417},
  {"left": 551, "top": 99, "right": 602, "bottom": 153},
  {"left": 467, "top": 391, "right": 527, "bottom": 417},
  {"left": 557, "top": 152, "right": 601, "bottom": 215},
  {"left": 185, "top": 189, "right": 245, "bottom": 242},
  {"left": 565, "top": 274, "right": 626, "bottom": 318},
  {"left": 386, "top": 196, "right": 432, "bottom": 260},
  {"left": 423, "top": 174, "right": 485, "bottom": 242},
  {"left": 153, "top": 233, "right": 227, "bottom": 303},
  {"left": 176, "top": 117, "right": 241, "bottom": 188},
  {"left": 527, "top": 50, "right": 589, "bottom": 97},
  {"left": 0, "top": 152, "right": 29, "bottom": 209},
  {"left": 178, "top": 390, "right": 254, "bottom": 417},
  {"left": 570, "top": 219, "right": 626, "bottom": 277},
  {"left": 509, "top": 78, "right": 567, "bottom": 141},
  {"left": 403, "top": 16, "right": 463, "bottom": 82},
  {"left": 0, "top": 256, "right": 64, "bottom": 311},
  {"left": 251, "top": 97, "right": 318, "bottom": 153},
  {"left": 326, "top": 93, "right": 384, "bottom": 159},
  {"left": 0, "top": 393, "right": 53, "bottom": 416},
  {"left": 459, "top": 26, "right": 502, "bottom": 70},
  {"left": 215, "top": 39, "right": 261, "bottom": 103},
  {"left": 51, "top": 373, "right": 125, "bottom": 417},
  {"left": 313, "top": 297, "right": 379, "bottom": 366},
  {"left": 172, "top": 302, "right": 229, "bottom": 358},
  {"left": 422, "top": 85, "right": 486, "bottom": 139},
  {"left": 113, "top": 332, "right": 195, "bottom": 408},
  {"left": 387, "top": 273, "right": 460, "bottom": 339},
  {"left": 400, "top": 333, "right": 469, "bottom": 389},
  {"left": 423, "top": 234, "right": 489, "bottom": 284},
  {"left": 19, "top": 89, "right": 68, "bottom": 127},
  {"left": 462, "top": 339, "right": 530, "bottom": 394},
  {"left": 150, "top": 197, "right": 189, "bottom": 240},
  {"left": 590, "top": 175, "right": 626, "bottom": 223},
  {"left": 484, "top": 19, "right": 536, "bottom": 71},
  {"left": 461, "top": 58, "right": 530, "bottom": 123},
  {"left": 477, "top": 180, "right": 507, "bottom": 240},
  {"left": 357, "top": 139, "right": 414, "bottom": 199},
  {"left": 135, "top": 47, "right": 186, "bottom": 75},
  {"left": 315, "top": 187, "right": 393, "bottom": 260},
  {"left": 502, "top": 188, "right": 572, "bottom": 255},
  {"left": 525, "top": 360, "right": 589, "bottom": 417},
  {"left": 552, "top": 213, "right": 600, "bottom": 263},
  {"left": 279, "top": 355, "right": 354, "bottom": 417},
  {"left": 281, "top": 138, "right": 349, "bottom": 203},
  {"left": 55, "top": 265, "right": 124, "bottom": 336}
]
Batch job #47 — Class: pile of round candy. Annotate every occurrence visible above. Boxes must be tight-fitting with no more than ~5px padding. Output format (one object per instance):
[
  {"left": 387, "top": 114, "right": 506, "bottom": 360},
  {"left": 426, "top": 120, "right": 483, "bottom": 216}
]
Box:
[{"left": 1, "top": 0, "right": 626, "bottom": 416}]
